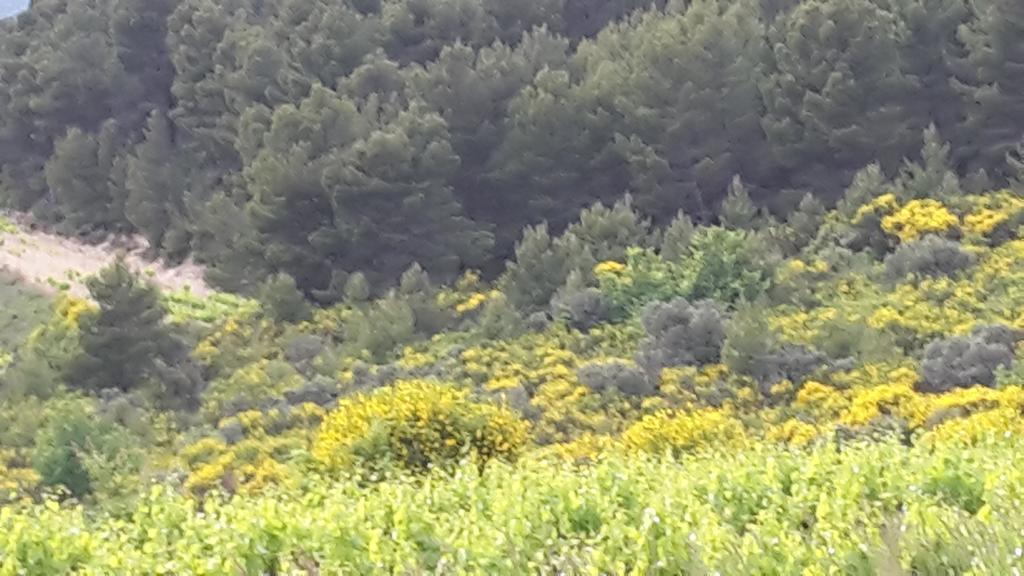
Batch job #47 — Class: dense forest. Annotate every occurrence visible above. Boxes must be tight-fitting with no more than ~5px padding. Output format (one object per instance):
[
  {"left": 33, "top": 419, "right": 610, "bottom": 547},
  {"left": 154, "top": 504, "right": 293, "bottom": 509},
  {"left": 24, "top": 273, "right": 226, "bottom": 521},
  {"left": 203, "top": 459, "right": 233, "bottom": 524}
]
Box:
[
  {"left": 6, "top": 0, "right": 1024, "bottom": 573},
  {"left": 1, "top": 0, "right": 1023, "bottom": 294}
]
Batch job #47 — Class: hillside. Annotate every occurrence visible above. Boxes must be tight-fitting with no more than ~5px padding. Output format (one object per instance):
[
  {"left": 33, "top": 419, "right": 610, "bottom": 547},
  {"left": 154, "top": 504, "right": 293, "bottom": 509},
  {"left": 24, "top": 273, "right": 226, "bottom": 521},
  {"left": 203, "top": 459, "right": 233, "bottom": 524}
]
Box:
[
  {"left": 3, "top": 172, "right": 1024, "bottom": 571},
  {"left": 4, "top": 0, "right": 1024, "bottom": 572}
]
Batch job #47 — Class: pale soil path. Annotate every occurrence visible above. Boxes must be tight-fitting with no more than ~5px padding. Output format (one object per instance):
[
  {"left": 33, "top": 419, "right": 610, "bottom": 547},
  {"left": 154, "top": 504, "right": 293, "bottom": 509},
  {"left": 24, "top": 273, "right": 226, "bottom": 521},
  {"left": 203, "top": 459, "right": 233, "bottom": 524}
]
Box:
[{"left": 0, "top": 212, "right": 211, "bottom": 298}]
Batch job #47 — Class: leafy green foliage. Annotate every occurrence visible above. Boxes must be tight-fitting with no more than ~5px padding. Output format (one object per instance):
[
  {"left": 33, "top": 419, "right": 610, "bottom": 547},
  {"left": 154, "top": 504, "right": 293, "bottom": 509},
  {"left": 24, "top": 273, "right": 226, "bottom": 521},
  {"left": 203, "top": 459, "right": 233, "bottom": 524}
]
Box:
[
  {"left": 683, "top": 227, "right": 774, "bottom": 304},
  {"left": 0, "top": 271, "right": 52, "bottom": 358},
  {"left": 6, "top": 441, "right": 1024, "bottom": 572},
  {"left": 32, "top": 398, "right": 140, "bottom": 499}
]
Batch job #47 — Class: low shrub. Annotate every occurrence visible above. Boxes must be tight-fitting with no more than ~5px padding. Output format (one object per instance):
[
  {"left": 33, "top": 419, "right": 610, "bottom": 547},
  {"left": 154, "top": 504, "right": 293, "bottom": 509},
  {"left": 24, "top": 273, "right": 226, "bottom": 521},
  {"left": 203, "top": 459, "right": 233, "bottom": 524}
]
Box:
[
  {"left": 577, "top": 360, "right": 654, "bottom": 398},
  {"left": 635, "top": 298, "right": 726, "bottom": 376},
  {"left": 312, "top": 380, "right": 529, "bottom": 476},
  {"left": 919, "top": 325, "right": 1022, "bottom": 393},
  {"left": 884, "top": 235, "right": 974, "bottom": 281}
]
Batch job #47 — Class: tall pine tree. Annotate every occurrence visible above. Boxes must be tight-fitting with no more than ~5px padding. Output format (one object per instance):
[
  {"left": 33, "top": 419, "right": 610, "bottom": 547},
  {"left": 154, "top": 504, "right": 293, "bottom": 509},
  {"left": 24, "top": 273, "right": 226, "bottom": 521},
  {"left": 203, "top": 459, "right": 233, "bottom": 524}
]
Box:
[
  {"left": 124, "top": 110, "right": 192, "bottom": 258},
  {"left": 955, "top": 0, "right": 1024, "bottom": 179},
  {"left": 761, "top": 0, "right": 917, "bottom": 196},
  {"left": 45, "top": 122, "right": 124, "bottom": 232}
]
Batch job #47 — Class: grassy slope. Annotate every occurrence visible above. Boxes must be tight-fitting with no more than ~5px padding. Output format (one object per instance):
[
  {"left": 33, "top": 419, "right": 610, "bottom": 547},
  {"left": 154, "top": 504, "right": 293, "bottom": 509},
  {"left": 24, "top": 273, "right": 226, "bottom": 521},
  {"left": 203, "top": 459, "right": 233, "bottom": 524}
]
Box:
[
  {"left": 0, "top": 270, "right": 51, "bottom": 355},
  {"left": 5, "top": 190, "right": 1024, "bottom": 572}
]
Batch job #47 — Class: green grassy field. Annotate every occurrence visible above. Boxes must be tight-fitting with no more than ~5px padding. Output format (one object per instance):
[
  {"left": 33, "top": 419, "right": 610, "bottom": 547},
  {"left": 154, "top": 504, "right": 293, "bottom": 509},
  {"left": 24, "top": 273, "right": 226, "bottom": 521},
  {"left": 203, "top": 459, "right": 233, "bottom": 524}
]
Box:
[
  {"left": 0, "top": 270, "right": 51, "bottom": 359},
  {"left": 1, "top": 438, "right": 1021, "bottom": 574}
]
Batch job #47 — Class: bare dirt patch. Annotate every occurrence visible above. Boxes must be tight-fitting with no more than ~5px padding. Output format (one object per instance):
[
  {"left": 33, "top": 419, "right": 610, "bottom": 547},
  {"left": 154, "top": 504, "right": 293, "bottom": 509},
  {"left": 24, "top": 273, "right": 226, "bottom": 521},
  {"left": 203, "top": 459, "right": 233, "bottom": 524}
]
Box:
[{"left": 0, "top": 212, "right": 211, "bottom": 298}]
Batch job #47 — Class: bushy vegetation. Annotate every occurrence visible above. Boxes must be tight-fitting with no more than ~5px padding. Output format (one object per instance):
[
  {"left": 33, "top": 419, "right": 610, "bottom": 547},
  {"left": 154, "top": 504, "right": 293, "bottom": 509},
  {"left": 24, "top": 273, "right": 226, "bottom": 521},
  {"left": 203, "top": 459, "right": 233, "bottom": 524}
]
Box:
[
  {"left": 0, "top": 271, "right": 51, "bottom": 367},
  {"left": 5, "top": 440, "right": 1024, "bottom": 574},
  {"left": 0, "top": 172, "right": 1023, "bottom": 569},
  {"left": 6, "top": 0, "right": 1024, "bottom": 570}
]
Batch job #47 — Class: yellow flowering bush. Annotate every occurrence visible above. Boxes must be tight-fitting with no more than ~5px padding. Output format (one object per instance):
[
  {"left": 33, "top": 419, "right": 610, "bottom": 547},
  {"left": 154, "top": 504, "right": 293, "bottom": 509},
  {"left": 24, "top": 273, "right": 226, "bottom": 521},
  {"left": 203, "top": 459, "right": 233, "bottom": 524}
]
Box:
[
  {"left": 183, "top": 436, "right": 301, "bottom": 496},
  {"left": 853, "top": 193, "right": 900, "bottom": 225},
  {"left": 841, "top": 383, "right": 928, "bottom": 428},
  {"left": 194, "top": 310, "right": 279, "bottom": 375},
  {"left": 794, "top": 380, "right": 846, "bottom": 409},
  {"left": 532, "top": 433, "right": 616, "bottom": 463},
  {"left": 621, "top": 408, "right": 747, "bottom": 455},
  {"left": 449, "top": 329, "right": 641, "bottom": 443},
  {"left": 182, "top": 404, "right": 327, "bottom": 495},
  {"left": 962, "top": 190, "right": 1024, "bottom": 237},
  {"left": 659, "top": 364, "right": 732, "bottom": 408},
  {"left": 593, "top": 260, "right": 627, "bottom": 275},
  {"left": 964, "top": 209, "right": 1009, "bottom": 237},
  {"left": 313, "top": 380, "right": 529, "bottom": 475},
  {"left": 920, "top": 407, "right": 1024, "bottom": 446},
  {"left": 766, "top": 419, "right": 821, "bottom": 446},
  {"left": 881, "top": 199, "right": 959, "bottom": 242},
  {"left": 0, "top": 449, "right": 39, "bottom": 502},
  {"left": 453, "top": 290, "right": 501, "bottom": 315},
  {"left": 201, "top": 360, "right": 305, "bottom": 421}
]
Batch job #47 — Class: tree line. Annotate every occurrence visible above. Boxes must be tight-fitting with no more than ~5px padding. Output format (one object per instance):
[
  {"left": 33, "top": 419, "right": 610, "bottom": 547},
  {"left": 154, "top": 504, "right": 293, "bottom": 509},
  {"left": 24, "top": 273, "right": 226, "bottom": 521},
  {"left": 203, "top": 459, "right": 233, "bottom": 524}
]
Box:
[{"left": 0, "top": 0, "right": 1022, "bottom": 297}]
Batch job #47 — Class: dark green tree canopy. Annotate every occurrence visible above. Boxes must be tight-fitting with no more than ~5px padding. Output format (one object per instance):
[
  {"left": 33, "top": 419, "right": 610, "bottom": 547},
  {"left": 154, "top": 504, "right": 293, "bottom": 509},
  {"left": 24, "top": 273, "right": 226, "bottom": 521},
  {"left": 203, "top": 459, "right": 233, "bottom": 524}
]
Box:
[{"left": 1, "top": 0, "right": 1023, "bottom": 296}]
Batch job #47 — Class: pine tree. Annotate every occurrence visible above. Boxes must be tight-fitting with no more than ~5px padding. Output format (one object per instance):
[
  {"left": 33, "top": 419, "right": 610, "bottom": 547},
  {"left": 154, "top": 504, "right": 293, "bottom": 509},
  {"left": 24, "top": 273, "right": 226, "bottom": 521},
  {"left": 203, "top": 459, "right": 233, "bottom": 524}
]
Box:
[
  {"left": 382, "top": 0, "right": 499, "bottom": 64},
  {"left": 111, "top": 0, "right": 179, "bottom": 119},
  {"left": 761, "top": 0, "right": 917, "bottom": 195},
  {"left": 837, "top": 163, "right": 887, "bottom": 220},
  {"left": 27, "top": 0, "right": 136, "bottom": 136},
  {"left": 166, "top": 0, "right": 254, "bottom": 173},
  {"left": 500, "top": 223, "right": 574, "bottom": 311},
  {"left": 785, "top": 192, "right": 826, "bottom": 251},
  {"left": 321, "top": 100, "right": 493, "bottom": 285},
  {"left": 955, "top": 0, "right": 1024, "bottom": 178},
  {"left": 406, "top": 31, "right": 570, "bottom": 248},
  {"left": 893, "top": 124, "right": 962, "bottom": 201},
  {"left": 720, "top": 176, "right": 758, "bottom": 231},
  {"left": 516, "top": 1, "right": 771, "bottom": 223},
  {"left": 398, "top": 263, "right": 452, "bottom": 335},
  {"left": 486, "top": 68, "right": 628, "bottom": 240},
  {"left": 243, "top": 84, "right": 491, "bottom": 291},
  {"left": 125, "top": 111, "right": 190, "bottom": 256},
  {"left": 483, "top": 0, "right": 567, "bottom": 41},
  {"left": 70, "top": 258, "right": 182, "bottom": 395},
  {"left": 259, "top": 272, "right": 312, "bottom": 323},
  {"left": 243, "top": 84, "right": 364, "bottom": 291},
  {"left": 190, "top": 191, "right": 269, "bottom": 293},
  {"left": 564, "top": 196, "right": 652, "bottom": 264},
  {"left": 562, "top": 0, "right": 666, "bottom": 39},
  {"left": 344, "top": 272, "right": 372, "bottom": 304},
  {"left": 642, "top": 0, "right": 770, "bottom": 215},
  {"left": 276, "top": 0, "right": 383, "bottom": 86},
  {"left": 659, "top": 210, "right": 695, "bottom": 262},
  {"left": 891, "top": 0, "right": 971, "bottom": 147},
  {"left": 45, "top": 123, "right": 122, "bottom": 232}
]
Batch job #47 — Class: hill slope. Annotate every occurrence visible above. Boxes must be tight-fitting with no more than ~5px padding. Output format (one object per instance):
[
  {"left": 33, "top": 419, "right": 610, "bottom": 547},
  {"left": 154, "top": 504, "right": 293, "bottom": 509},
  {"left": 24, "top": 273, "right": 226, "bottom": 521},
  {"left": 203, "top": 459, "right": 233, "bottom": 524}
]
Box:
[{"left": 2, "top": 180, "right": 1024, "bottom": 572}]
